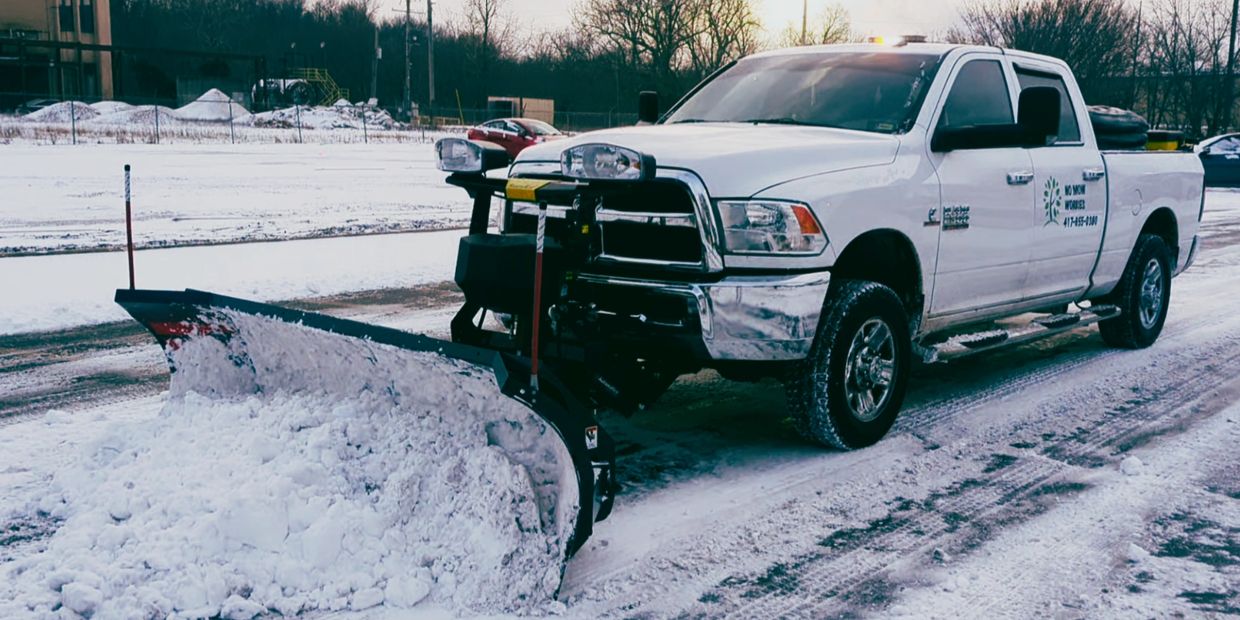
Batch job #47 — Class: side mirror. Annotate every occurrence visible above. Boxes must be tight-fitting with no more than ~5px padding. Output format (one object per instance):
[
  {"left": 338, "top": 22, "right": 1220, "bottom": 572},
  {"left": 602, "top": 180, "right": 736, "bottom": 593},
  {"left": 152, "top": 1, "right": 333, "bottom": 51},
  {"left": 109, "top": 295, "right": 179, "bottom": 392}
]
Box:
[
  {"left": 932, "top": 125, "right": 1030, "bottom": 152},
  {"left": 638, "top": 91, "right": 660, "bottom": 124},
  {"left": 1200, "top": 146, "right": 1213, "bottom": 156},
  {"left": 932, "top": 86, "right": 1063, "bottom": 152},
  {"left": 1018, "top": 86, "right": 1061, "bottom": 146}
]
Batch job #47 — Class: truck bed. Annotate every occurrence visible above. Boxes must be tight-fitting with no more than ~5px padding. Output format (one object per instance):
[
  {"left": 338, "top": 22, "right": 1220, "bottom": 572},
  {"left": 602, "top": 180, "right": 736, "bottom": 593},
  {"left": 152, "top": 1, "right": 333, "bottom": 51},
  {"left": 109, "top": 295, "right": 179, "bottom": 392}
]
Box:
[{"left": 1088, "top": 150, "right": 1204, "bottom": 298}]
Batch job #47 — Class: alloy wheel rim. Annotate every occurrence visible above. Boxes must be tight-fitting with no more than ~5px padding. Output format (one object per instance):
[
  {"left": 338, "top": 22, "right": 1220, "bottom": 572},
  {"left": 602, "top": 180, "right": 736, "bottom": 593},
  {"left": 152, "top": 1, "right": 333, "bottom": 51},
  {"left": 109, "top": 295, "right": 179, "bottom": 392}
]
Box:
[
  {"left": 1138, "top": 258, "right": 1164, "bottom": 330},
  {"left": 843, "top": 318, "right": 896, "bottom": 422}
]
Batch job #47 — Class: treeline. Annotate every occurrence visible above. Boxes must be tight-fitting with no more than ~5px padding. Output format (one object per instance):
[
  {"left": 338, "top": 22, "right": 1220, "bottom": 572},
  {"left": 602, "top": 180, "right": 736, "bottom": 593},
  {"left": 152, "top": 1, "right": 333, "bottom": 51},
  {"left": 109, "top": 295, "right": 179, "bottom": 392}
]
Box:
[
  {"left": 110, "top": 0, "right": 765, "bottom": 115},
  {"left": 952, "top": 0, "right": 1240, "bottom": 138},
  {"left": 112, "top": 0, "right": 1240, "bottom": 135}
]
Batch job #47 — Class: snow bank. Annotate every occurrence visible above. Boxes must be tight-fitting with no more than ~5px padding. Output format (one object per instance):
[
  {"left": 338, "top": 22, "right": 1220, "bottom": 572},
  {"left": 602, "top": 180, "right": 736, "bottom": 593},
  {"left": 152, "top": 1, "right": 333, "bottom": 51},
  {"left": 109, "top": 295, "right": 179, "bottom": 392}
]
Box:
[
  {"left": 93, "top": 105, "right": 182, "bottom": 126},
  {"left": 89, "top": 101, "right": 135, "bottom": 115},
  {"left": 177, "top": 88, "right": 250, "bottom": 122},
  {"left": 24, "top": 101, "right": 99, "bottom": 123},
  {"left": 248, "top": 104, "right": 400, "bottom": 130},
  {"left": 0, "top": 312, "right": 577, "bottom": 617}
]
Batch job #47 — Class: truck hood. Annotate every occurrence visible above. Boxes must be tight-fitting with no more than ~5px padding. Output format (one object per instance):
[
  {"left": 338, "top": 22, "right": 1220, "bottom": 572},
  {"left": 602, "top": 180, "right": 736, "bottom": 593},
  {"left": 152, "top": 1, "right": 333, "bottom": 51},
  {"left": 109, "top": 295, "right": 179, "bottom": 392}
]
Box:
[{"left": 515, "top": 123, "right": 900, "bottom": 197}]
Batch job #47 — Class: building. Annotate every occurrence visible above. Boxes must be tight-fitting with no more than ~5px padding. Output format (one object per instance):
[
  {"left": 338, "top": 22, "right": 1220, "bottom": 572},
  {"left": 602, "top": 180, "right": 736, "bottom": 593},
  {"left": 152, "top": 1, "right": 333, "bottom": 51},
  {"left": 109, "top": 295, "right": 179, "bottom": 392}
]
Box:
[{"left": 1, "top": 0, "right": 114, "bottom": 102}]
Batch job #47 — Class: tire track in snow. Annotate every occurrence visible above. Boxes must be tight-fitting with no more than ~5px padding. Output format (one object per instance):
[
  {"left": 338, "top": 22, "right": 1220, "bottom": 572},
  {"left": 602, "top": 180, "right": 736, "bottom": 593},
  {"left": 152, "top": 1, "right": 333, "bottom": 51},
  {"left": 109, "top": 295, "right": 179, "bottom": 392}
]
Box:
[
  {"left": 560, "top": 317, "right": 1240, "bottom": 615},
  {"left": 695, "top": 334, "right": 1240, "bottom": 619}
]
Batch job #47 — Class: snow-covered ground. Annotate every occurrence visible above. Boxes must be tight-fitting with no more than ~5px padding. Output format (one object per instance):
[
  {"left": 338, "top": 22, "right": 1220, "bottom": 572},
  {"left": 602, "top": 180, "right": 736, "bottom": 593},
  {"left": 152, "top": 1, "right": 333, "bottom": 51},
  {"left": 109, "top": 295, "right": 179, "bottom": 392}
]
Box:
[
  {"left": 1, "top": 190, "right": 1238, "bottom": 618},
  {"left": 0, "top": 229, "right": 463, "bottom": 335},
  {"left": 0, "top": 143, "right": 469, "bottom": 256}
]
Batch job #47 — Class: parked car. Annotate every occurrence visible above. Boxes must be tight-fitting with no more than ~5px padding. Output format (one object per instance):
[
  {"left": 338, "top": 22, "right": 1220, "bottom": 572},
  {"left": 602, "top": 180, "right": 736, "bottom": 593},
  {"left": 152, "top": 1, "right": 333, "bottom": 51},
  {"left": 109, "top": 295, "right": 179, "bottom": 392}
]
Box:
[
  {"left": 1196, "top": 133, "right": 1240, "bottom": 187},
  {"left": 467, "top": 118, "right": 565, "bottom": 158},
  {"left": 16, "top": 98, "right": 59, "bottom": 116}
]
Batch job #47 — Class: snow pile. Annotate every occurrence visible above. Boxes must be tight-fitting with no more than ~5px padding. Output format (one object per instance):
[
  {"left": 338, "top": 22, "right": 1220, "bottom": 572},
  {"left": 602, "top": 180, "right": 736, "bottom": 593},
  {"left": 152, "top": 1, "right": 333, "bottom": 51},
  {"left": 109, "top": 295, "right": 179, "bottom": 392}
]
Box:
[
  {"left": 93, "top": 105, "right": 182, "bottom": 126},
  {"left": 0, "top": 312, "right": 577, "bottom": 618},
  {"left": 24, "top": 101, "right": 98, "bottom": 123},
  {"left": 176, "top": 88, "right": 250, "bottom": 122},
  {"left": 248, "top": 104, "right": 400, "bottom": 130},
  {"left": 89, "top": 101, "right": 135, "bottom": 115}
]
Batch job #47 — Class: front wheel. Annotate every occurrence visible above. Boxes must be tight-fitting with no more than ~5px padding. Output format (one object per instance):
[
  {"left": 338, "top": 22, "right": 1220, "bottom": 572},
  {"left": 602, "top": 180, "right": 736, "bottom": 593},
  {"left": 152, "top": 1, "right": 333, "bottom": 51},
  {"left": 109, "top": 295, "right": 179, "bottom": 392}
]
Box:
[
  {"left": 1097, "top": 233, "right": 1172, "bottom": 349},
  {"left": 785, "top": 280, "right": 911, "bottom": 450}
]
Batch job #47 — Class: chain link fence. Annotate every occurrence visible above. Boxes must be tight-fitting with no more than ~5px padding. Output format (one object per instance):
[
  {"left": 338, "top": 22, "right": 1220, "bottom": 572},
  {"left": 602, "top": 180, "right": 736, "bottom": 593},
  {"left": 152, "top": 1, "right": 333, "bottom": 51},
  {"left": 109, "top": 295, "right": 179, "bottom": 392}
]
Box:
[{"left": 1, "top": 94, "right": 639, "bottom": 145}]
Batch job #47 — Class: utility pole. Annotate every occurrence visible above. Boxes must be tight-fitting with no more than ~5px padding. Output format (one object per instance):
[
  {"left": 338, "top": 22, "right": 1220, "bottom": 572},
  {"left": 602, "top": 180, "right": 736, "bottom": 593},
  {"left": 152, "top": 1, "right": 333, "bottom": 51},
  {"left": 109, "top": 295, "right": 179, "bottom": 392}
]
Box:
[
  {"left": 370, "top": 24, "right": 380, "bottom": 103},
  {"left": 802, "top": 0, "right": 808, "bottom": 46},
  {"left": 1228, "top": 0, "right": 1239, "bottom": 131},
  {"left": 426, "top": 0, "right": 436, "bottom": 115},
  {"left": 1129, "top": 0, "right": 1143, "bottom": 110},
  {"left": 404, "top": 0, "right": 412, "bottom": 121}
]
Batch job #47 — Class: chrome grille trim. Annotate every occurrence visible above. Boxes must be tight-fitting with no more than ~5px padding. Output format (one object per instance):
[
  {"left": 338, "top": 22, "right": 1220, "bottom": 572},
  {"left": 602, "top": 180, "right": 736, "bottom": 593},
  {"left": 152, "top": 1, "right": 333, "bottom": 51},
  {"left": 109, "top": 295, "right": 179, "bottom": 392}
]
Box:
[
  {"left": 595, "top": 208, "right": 697, "bottom": 228},
  {"left": 508, "top": 162, "right": 723, "bottom": 272}
]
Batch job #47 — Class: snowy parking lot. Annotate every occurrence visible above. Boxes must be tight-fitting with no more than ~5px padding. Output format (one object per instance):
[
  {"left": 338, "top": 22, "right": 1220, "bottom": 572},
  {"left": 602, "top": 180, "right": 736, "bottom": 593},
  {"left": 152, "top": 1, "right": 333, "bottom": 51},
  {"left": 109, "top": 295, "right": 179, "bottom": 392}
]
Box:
[
  {"left": 0, "top": 143, "right": 467, "bottom": 256},
  {"left": 1, "top": 140, "right": 1238, "bottom": 618}
]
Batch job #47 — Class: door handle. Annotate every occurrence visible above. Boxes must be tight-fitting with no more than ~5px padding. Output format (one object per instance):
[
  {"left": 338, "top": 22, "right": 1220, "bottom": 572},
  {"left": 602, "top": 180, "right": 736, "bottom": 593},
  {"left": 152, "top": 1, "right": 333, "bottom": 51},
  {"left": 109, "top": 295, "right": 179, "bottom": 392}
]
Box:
[
  {"left": 1007, "top": 171, "right": 1034, "bottom": 185},
  {"left": 1083, "top": 168, "right": 1106, "bottom": 181}
]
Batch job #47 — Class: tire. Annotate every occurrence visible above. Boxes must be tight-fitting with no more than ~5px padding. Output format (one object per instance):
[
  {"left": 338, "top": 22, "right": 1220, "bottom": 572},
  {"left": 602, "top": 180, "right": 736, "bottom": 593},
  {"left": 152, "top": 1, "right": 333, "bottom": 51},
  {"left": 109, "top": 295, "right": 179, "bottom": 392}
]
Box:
[
  {"left": 1088, "top": 105, "right": 1150, "bottom": 135},
  {"left": 785, "top": 280, "right": 911, "bottom": 450},
  {"left": 1098, "top": 234, "right": 1173, "bottom": 349},
  {"left": 1097, "top": 131, "right": 1149, "bottom": 150}
]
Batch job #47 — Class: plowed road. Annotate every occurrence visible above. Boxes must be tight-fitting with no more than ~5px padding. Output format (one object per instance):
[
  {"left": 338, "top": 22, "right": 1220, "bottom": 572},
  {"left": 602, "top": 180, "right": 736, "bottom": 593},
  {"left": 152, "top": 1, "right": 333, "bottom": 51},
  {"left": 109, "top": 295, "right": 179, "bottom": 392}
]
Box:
[{"left": 3, "top": 193, "right": 1239, "bottom": 619}]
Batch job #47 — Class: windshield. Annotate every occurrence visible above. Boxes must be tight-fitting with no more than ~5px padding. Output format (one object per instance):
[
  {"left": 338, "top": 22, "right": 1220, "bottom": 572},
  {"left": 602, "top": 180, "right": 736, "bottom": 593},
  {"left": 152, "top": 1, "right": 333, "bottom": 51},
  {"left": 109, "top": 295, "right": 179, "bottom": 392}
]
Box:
[
  {"left": 665, "top": 51, "right": 944, "bottom": 134},
  {"left": 522, "top": 119, "right": 561, "bottom": 136}
]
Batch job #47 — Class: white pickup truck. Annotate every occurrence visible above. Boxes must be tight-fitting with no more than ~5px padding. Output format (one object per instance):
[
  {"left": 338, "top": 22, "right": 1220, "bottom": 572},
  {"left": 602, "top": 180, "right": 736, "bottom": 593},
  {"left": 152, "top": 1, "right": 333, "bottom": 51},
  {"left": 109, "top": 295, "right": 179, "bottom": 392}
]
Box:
[{"left": 439, "top": 42, "right": 1205, "bottom": 451}]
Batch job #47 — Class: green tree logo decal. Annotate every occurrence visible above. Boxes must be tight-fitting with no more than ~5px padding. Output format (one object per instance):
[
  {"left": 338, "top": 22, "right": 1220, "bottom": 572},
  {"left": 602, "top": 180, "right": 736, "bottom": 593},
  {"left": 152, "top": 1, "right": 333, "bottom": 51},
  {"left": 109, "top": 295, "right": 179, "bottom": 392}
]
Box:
[{"left": 1043, "top": 177, "right": 1062, "bottom": 226}]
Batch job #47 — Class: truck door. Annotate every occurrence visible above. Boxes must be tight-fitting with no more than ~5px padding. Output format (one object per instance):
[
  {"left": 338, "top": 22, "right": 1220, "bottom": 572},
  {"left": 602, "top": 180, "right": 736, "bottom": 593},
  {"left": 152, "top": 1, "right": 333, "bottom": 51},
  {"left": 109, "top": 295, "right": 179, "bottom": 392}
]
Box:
[
  {"left": 928, "top": 56, "right": 1035, "bottom": 316},
  {"left": 1016, "top": 64, "right": 1107, "bottom": 302}
]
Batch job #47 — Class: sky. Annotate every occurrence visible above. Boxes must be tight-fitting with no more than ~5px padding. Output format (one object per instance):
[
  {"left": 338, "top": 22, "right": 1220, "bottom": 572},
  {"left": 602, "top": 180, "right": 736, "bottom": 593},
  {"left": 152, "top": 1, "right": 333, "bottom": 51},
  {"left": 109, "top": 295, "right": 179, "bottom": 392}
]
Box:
[{"left": 382, "top": 0, "right": 972, "bottom": 41}]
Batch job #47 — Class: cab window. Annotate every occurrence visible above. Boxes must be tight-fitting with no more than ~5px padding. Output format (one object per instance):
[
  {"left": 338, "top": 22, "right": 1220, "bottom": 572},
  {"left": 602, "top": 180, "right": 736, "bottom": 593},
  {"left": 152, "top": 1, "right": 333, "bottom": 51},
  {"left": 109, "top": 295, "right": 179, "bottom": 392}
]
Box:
[
  {"left": 938, "top": 59, "right": 1014, "bottom": 129},
  {"left": 1015, "top": 68, "right": 1082, "bottom": 143}
]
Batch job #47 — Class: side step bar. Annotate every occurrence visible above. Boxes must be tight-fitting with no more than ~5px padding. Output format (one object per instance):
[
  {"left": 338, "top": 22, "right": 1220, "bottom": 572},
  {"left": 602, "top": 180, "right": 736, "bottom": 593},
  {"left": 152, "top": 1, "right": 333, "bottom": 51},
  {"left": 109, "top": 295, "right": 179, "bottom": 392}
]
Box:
[{"left": 921, "top": 304, "right": 1121, "bottom": 363}]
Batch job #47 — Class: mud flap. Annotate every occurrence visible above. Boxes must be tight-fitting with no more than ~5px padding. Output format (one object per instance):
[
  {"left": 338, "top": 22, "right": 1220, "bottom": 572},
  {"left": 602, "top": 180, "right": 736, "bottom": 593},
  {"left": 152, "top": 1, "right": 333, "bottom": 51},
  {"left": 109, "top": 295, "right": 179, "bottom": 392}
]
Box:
[{"left": 115, "top": 288, "right": 616, "bottom": 557}]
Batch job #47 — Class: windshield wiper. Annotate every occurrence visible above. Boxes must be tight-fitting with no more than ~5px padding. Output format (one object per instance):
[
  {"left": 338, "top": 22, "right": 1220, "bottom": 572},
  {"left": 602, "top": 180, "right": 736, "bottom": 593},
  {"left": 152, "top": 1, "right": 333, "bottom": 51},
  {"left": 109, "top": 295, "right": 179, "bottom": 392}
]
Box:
[
  {"left": 745, "top": 118, "right": 843, "bottom": 129},
  {"left": 669, "top": 118, "right": 712, "bottom": 124}
]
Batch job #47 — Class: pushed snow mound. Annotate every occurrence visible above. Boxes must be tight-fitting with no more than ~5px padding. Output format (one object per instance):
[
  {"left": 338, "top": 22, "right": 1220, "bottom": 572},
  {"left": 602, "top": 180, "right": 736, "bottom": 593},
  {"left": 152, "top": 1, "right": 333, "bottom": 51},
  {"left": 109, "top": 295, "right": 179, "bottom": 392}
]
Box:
[
  {"left": 92, "top": 105, "right": 181, "bottom": 125},
  {"left": 177, "top": 88, "right": 250, "bottom": 121},
  {"left": 0, "top": 313, "right": 577, "bottom": 618},
  {"left": 24, "top": 101, "right": 98, "bottom": 123},
  {"left": 88, "top": 101, "right": 135, "bottom": 115},
  {"left": 247, "top": 104, "right": 401, "bottom": 130}
]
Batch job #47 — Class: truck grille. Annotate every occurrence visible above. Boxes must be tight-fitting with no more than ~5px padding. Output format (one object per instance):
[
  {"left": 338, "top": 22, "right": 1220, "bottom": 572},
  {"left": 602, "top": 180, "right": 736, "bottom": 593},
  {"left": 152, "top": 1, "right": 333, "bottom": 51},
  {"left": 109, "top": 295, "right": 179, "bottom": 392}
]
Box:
[
  {"left": 508, "top": 179, "right": 708, "bottom": 269},
  {"left": 596, "top": 181, "right": 703, "bottom": 266}
]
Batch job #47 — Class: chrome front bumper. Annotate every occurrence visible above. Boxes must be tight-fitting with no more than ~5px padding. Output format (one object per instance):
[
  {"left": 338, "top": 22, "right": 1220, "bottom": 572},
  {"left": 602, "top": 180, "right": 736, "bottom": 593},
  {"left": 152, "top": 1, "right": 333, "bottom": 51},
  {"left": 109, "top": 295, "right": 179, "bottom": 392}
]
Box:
[{"left": 575, "top": 271, "right": 832, "bottom": 361}]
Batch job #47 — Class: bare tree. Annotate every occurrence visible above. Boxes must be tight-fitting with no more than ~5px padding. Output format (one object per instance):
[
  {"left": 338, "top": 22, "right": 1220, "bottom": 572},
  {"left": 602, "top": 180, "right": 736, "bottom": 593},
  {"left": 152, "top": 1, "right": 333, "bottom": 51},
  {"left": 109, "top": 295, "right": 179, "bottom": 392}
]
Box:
[
  {"left": 1144, "top": 0, "right": 1233, "bottom": 135},
  {"left": 689, "top": 0, "right": 762, "bottom": 75},
  {"left": 949, "top": 0, "right": 1138, "bottom": 104},
  {"left": 777, "top": 3, "right": 852, "bottom": 48},
  {"left": 576, "top": 0, "right": 710, "bottom": 91},
  {"left": 456, "top": 0, "right": 518, "bottom": 96}
]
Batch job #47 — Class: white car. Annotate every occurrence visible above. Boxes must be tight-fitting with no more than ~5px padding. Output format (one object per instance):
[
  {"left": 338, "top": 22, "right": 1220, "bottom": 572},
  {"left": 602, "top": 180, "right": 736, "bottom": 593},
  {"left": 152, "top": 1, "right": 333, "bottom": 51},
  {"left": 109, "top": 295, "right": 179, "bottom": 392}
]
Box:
[{"left": 442, "top": 42, "right": 1205, "bottom": 450}]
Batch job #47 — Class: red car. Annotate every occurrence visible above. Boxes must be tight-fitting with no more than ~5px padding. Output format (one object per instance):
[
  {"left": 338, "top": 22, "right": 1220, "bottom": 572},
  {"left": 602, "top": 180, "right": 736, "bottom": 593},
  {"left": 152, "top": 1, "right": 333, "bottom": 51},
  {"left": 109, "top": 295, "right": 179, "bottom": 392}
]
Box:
[{"left": 466, "top": 118, "right": 565, "bottom": 158}]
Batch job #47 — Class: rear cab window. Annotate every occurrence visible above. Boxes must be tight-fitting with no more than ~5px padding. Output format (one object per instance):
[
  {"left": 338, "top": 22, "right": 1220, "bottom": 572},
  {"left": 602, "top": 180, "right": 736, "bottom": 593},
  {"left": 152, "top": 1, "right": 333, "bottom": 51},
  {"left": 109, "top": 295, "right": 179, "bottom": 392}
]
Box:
[{"left": 1015, "top": 67, "right": 1082, "bottom": 143}]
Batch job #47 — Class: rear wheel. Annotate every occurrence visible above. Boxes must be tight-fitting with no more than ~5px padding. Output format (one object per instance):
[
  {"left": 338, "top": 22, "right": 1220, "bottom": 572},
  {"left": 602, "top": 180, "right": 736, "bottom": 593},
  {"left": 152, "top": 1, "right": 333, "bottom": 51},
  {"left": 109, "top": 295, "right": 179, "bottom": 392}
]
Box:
[
  {"left": 1098, "top": 233, "right": 1172, "bottom": 349},
  {"left": 786, "top": 280, "right": 911, "bottom": 450}
]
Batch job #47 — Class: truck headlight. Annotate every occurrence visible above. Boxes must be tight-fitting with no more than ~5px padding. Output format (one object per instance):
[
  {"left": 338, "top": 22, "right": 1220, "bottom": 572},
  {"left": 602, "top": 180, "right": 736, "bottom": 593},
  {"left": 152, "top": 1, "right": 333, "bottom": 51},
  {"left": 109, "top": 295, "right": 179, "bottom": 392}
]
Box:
[
  {"left": 561, "top": 143, "right": 654, "bottom": 181},
  {"left": 717, "top": 200, "right": 827, "bottom": 255},
  {"left": 435, "top": 138, "right": 507, "bottom": 173}
]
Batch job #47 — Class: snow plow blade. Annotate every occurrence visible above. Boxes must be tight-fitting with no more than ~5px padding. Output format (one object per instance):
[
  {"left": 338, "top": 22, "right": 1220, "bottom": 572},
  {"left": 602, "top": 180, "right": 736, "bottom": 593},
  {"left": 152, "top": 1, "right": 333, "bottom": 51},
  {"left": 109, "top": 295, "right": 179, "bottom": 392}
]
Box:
[{"left": 114, "top": 288, "right": 616, "bottom": 559}]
